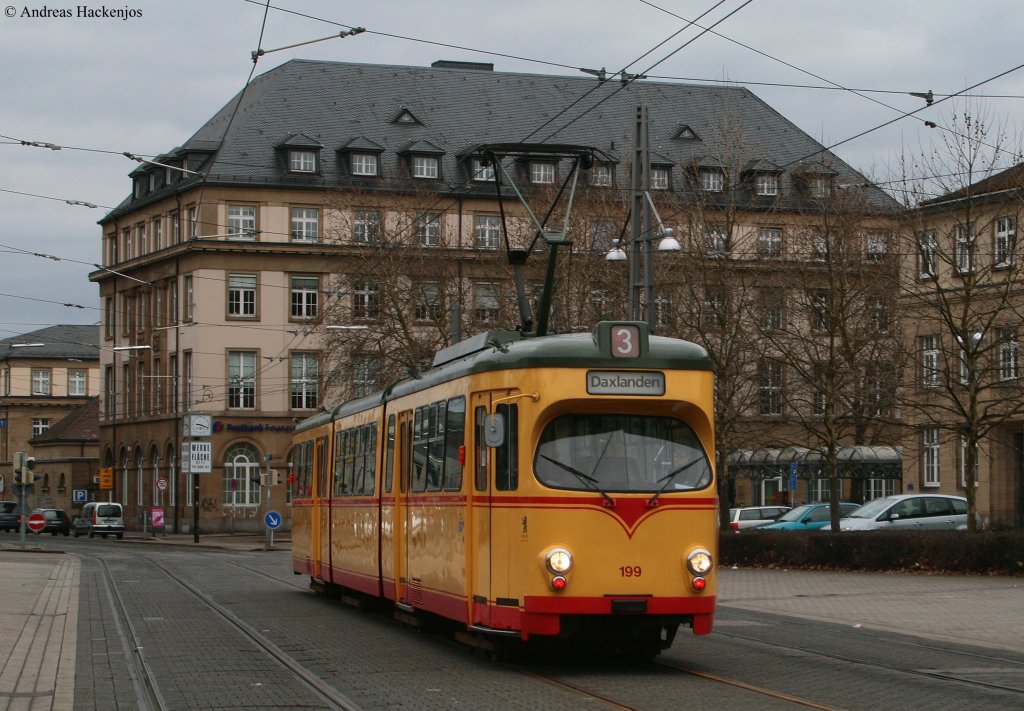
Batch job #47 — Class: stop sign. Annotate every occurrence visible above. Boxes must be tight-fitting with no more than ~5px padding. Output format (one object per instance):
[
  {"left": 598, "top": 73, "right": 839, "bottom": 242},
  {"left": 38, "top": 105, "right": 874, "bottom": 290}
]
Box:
[{"left": 27, "top": 512, "right": 46, "bottom": 532}]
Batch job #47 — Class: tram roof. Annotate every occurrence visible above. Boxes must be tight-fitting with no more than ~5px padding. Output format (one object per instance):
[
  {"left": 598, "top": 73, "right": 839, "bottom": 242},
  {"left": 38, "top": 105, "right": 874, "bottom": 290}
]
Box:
[{"left": 294, "top": 328, "right": 712, "bottom": 433}]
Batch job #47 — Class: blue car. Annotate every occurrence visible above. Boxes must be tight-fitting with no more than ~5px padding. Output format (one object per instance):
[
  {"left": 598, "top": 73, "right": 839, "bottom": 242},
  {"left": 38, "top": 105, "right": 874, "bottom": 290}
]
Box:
[{"left": 758, "top": 502, "right": 860, "bottom": 531}]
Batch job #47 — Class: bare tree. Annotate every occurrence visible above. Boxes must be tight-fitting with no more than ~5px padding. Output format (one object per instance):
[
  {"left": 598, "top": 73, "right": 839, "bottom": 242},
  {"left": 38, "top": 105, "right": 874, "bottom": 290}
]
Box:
[{"left": 892, "top": 112, "right": 1024, "bottom": 531}]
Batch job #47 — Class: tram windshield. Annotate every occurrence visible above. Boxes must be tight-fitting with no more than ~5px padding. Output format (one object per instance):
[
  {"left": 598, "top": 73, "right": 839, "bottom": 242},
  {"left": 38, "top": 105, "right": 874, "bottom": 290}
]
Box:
[{"left": 534, "top": 414, "right": 712, "bottom": 492}]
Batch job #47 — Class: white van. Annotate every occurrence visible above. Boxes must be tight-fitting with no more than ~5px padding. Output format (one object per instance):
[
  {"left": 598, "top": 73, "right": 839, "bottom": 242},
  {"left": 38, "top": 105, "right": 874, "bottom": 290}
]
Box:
[{"left": 73, "top": 501, "right": 125, "bottom": 539}]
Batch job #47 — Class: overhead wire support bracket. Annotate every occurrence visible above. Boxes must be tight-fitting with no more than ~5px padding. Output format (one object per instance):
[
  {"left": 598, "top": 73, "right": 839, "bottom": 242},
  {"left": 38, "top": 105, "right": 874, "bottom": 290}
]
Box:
[{"left": 251, "top": 27, "right": 365, "bottom": 63}]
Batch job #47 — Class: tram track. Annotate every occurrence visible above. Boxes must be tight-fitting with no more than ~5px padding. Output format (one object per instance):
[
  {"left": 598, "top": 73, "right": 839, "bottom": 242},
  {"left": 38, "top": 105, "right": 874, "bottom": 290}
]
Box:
[
  {"left": 88, "top": 549, "right": 360, "bottom": 710},
  {"left": 711, "top": 627, "right": 1024, "bottom": 696}
]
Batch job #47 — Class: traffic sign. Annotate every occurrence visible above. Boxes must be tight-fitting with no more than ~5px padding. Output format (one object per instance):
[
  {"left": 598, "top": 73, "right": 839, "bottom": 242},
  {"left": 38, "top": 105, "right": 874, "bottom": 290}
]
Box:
[
  {"left": 264, "top": 511, "right": 282, "bottom": 529},
  {"left": 27, "top": 512, "right": 46, "bottom": 532},
  {"left": 73, "top": 489, "right": 87, "bottom": 503},
  {"left": 156, "top": 477, "right": 168, "bottom": 491},
  {"left": 99, "top": 467, "right": 114, "bottom": 490}
]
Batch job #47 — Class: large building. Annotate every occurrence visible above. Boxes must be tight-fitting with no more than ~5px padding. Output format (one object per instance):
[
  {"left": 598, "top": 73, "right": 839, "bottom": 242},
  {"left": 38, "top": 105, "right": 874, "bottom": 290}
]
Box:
[
  {"left": 1, "top": 325, "right": 100, "bottom": 511},
  {"left": 92, "top": 59, "right": 901, "bottom": 533},
  {"left": 900, "top": 164, "right": 1024, "bottom": 528}
]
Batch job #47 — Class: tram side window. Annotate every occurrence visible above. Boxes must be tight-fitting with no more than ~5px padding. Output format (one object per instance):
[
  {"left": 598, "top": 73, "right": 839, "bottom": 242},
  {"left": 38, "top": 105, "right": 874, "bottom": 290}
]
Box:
[
  {"left": 296, "top": 441, "right": 312, "bottom": 497},
  {"left": 384, "top": 415, "right": 396, "bottom": 493},
  {"left": 474, "top": 406, "right": 488, "bottom": 491},
  {"left": 444, "top": 397, "right": 466, "bottom": 491},
  {"left": 334, "top": 430, "right": 349, "bottom": 496},
  {"left": 427, "top": 401, "right": 446, "bottom": 491},
  {"left": 495, "top": 403, "right": 518, "bottom": 491},
  {"left": 412, "top": 408, "right": 428, "bottom": 491}
]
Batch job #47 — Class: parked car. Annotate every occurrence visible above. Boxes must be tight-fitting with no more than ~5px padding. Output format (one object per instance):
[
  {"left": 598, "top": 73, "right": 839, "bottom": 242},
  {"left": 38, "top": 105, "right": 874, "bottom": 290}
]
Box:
[
  {"left": 73, "top": 501, "right": 125, "bottom": 539},
  {"left": 0, "top": 501, "right": 22, "bottom": 532},
  {"left": 31, "top": 508, "right": 71, "bottom": 536},
  {"left": 829, "top": 494, "right": 978, "bottom": 531},
  {"left": 728, "top": 506, "right": 790, "bottom": 531},
  {"left": 757, "top": 502, "right": 861, "bottom": 531}
]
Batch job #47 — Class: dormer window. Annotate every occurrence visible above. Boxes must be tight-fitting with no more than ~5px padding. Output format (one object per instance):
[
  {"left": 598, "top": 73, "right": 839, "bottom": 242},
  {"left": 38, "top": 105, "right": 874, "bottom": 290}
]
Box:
[
  {"left": 590, "top": 164, "right": 613, "bottom": 187},
  {"left": 530, "top": 161, "right": 556, "bottom": 184},
  {"left": 808, "top": 174, "right": 832, "bottom": 198},
  {"left": 351, "top": 153, "right": 379, "bottom": 177},
  {"left": 471, "top": 158, "right": 495, "bottom": 182},
  {"left": 700, "top": 168, "right": 724, "bottom": 192},
  {"left": 650, "top": 166, "right": 671, "bottom": 190},
  {"left": 755, "top": 173, "right": 778, "bottom": 196},
  {"left": 289, "top": 149, "right": 317, "bottom": 173},
  {"left": 412, "top": 155, "right": 439, "bottom": 179}
]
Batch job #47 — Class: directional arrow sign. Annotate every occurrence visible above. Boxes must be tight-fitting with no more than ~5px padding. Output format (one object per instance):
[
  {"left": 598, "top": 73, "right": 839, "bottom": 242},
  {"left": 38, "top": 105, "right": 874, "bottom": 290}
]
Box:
[{"left": 264, "top": 511, "right": 282, "bottom": 530}]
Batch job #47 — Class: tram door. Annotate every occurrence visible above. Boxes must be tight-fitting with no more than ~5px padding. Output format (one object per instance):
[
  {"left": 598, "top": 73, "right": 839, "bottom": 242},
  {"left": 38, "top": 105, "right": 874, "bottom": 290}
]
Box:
[
  {"left": 469, "top": 393, "right": 493, "bottom": 626},
  {"left": 392, "top": 410, "right": 413, "bottom": 606},
  {"left": 312, "top": 434, "right": 329, "bottom": 580}
]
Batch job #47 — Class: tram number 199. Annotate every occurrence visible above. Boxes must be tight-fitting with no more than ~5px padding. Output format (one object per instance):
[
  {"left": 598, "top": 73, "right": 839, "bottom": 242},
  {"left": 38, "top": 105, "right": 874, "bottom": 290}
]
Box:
[{"left": 619, "top": 565, "right": 642, "bottom": 577}]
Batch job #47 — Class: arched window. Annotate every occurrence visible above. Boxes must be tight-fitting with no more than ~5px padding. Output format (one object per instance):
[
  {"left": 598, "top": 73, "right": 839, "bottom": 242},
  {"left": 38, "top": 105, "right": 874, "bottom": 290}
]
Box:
[
  {"left": 149, "top": 444, "right": 161, "bottom": 506},
  {"left": 42, "top": 473, "right": 50, "bottom": 493},
  {"left": 135, "top": 447, "right": 145, "bottom": 506},
  {"left": 223, "top": 443, "right": 261, "bottom": 507},
  {"left": 119, "top": 448, "right": 130, "bottom": 506},
  {"left": 58, "top": 472, "right": 66, "bottom": 493},
  {"left": 165, "top": 444, "right": 177, "bottom": 507}
]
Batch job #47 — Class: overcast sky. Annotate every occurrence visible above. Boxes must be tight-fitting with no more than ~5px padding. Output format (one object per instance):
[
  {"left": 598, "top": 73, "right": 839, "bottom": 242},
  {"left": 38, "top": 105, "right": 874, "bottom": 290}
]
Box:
[{"left": 2, "top": 0, "right": 1023, "bottom": 335}]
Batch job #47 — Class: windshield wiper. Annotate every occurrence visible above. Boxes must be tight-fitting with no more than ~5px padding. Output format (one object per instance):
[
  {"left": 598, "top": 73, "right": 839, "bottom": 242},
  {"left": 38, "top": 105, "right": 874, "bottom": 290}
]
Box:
[
  {"left": 647, "top": 458, "right": 703, "bottom": 507},
  {"left": 539, "top": 454, "right": 616, "bottom": 507}
]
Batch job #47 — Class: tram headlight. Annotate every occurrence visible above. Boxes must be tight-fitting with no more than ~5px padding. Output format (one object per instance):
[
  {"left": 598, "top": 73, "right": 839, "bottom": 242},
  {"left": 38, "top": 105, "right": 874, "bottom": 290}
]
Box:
[
  {"left": 686, "top": 548, "right": 713, "bottom": 576},
  {"left": 545, "top": 547, "right": 574, "bottom": 575}
]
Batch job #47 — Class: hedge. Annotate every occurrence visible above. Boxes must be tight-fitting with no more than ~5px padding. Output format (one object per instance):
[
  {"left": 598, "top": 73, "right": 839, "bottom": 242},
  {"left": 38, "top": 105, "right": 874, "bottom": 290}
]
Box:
[{"left": 719, "top": 530, "right": 1024, "bottom": 575}]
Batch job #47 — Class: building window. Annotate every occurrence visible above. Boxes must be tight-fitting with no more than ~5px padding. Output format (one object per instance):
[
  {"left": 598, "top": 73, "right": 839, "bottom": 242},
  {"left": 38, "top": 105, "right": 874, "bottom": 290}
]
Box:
[
  {"left": 995, "top": 216, "right": 1015, "bottom": 268},
  {"left": 921, "top": 335, "right": 939, "bottom": 387},
  {"left": 1000, "top": 328, "right": 1019, "bottom": 381},
  {"left": 590, "top": 289, "right": 611, "bottom": 321},
  {"left": 755, "top": 173, "right": 778, "bottom": 196},
  {"left": 184, "top": 276, "right": 194, "bottom": 322},
  {"left": 705, "top": 225, "right": 728, "bottom": 256},
  {"left": 760, "top": 290, "right": 783, "bottom": 331},
  {"left": 32, "top": 418, "right": 50, "bottom": 436},
  {"left": 650, "top": 167, "right": 670, "bottom": 190},
  {"left": 758, "top": 228, "right": 782, "bottom": 258},
  {"left": 412, "top": 155, "right": 439, "bottom": 179},
  {"left": 954, "top": 223, "right": 974, "bottom": 274},
  {"left": 759, "top": 359, "right": 783, "bottom": 415},
  {"left": 353, "top": 210, "right": 380, "bottom": 244},
  {"left": 807, "top": 174, "right": 832, "bottom": 198},
  {"left": 291, "top": 207, "right": 319, "bottom": 242},
  {"left": 919, "top": 229, "right": 937, "bottom": 278},
  {"left": 353, "top": 281, "right": 380, "bottom": 321},
  {"left": 923, "top": 427, "right": 940, "bottom": 487},
  {"left": 811, "top": 291, "right": 831, "bottom": 331},
  {"left": 31, "top": 369, "right": 51, "bottom": 396},
  {"left": 869, "top": 295, "right": 890, "bottom": 332},
  {"left": 353, "top": 356, "right": 380, "bottom": 397},
  {"left": 812, "top": 233, "right": 828, "bottom": 261},
  {"left": 865, "top": 478, "right": 897, "bottom": 500},
  {"left": 227, "top": 205, "right": 257, "bottom": 240},
  {"left": 227, "top": 274, "right": 257, "bottom": 318},
  {"left": 104, "top": 365, "right": 114, "bottom": 418},
  {"left": 590, "top": 164, "right": 613, "bottom": 187},
  {"left": 290, "top": 276, "right": 319, "bottom": 320},
  {"left": 474, "top": 215, "right": 500, "bottom": 250},
  {"left": 68, "top": 369, "right": 87, "bottom": 396},
  {"left": 414, "top": 281, "right": 443, "bottom": 322},
  {"left": 530, "top": 161, "right": 555, "bottom": 184},
  {"left": 289, "top": 149, "right": 317, "bottom": 173},
  {"left": 474, "top": 282, "right": 500, "bottom": 323},
  {"left": 700, "top": 168, "right": 724, "bottom": 192},
  {"left": 290, "top": 353, "right": 318, "bottom": 410},
  {"left": 153, "top": 219, "right": 162, "bottom": 250},
  {"left": 417, "top": 213, "right": 442, "bottom": 247},
  {"left": 223, "top": 443, "right": 261, "bottom": 506},
  {"left": 171, "top": 211, "right": 180, "bottom": 244},
  {"left": 351, "top": 153, "right": 378, "bottom": 176},
  {"left": 228, "top": 351, "right": 257, "bottom": 409},
  {"left": 104, "top": 297, "right": 114, "bottom": 339},
  {"left": 959, "top": 435, "right": 978, "bottom": 488},
  {"left": 471, "top": 158, "right": 495, "bottom": 182},
  {"left": 866, "top": 234, "right": 888, "bottom": 263}
]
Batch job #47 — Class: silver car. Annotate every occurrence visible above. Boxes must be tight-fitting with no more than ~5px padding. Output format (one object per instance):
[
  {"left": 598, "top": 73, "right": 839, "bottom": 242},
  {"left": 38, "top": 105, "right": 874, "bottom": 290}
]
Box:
[{"left": 834, "top": 494, "right": 977, "bottom": 531}]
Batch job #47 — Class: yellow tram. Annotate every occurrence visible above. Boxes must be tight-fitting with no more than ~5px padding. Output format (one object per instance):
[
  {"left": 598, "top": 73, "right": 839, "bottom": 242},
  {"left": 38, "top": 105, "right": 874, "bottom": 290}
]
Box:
[{"left": 290, "top": 321, "right": 717, "bottom": 655}]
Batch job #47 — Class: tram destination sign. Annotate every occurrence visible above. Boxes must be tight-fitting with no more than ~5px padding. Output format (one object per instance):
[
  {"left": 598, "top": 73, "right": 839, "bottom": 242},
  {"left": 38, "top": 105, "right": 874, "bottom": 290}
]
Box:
[{"left": 586, "top": 370, "right": 665, "bottom": 396}]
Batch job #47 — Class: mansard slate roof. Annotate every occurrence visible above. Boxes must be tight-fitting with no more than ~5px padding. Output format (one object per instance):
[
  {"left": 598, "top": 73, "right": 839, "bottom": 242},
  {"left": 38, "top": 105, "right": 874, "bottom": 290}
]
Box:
[
  {"left": 102, "top": 59, "right": 898, "bottom": 221},
  {"left": 0, "top": 325, "right": 99, "bottom": 361}
]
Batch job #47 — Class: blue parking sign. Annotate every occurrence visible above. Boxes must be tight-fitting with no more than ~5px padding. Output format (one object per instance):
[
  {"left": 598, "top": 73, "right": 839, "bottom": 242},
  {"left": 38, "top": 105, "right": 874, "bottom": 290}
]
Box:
[{"left": 73, "top": 489, "right": 87, "bottom": 503}]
